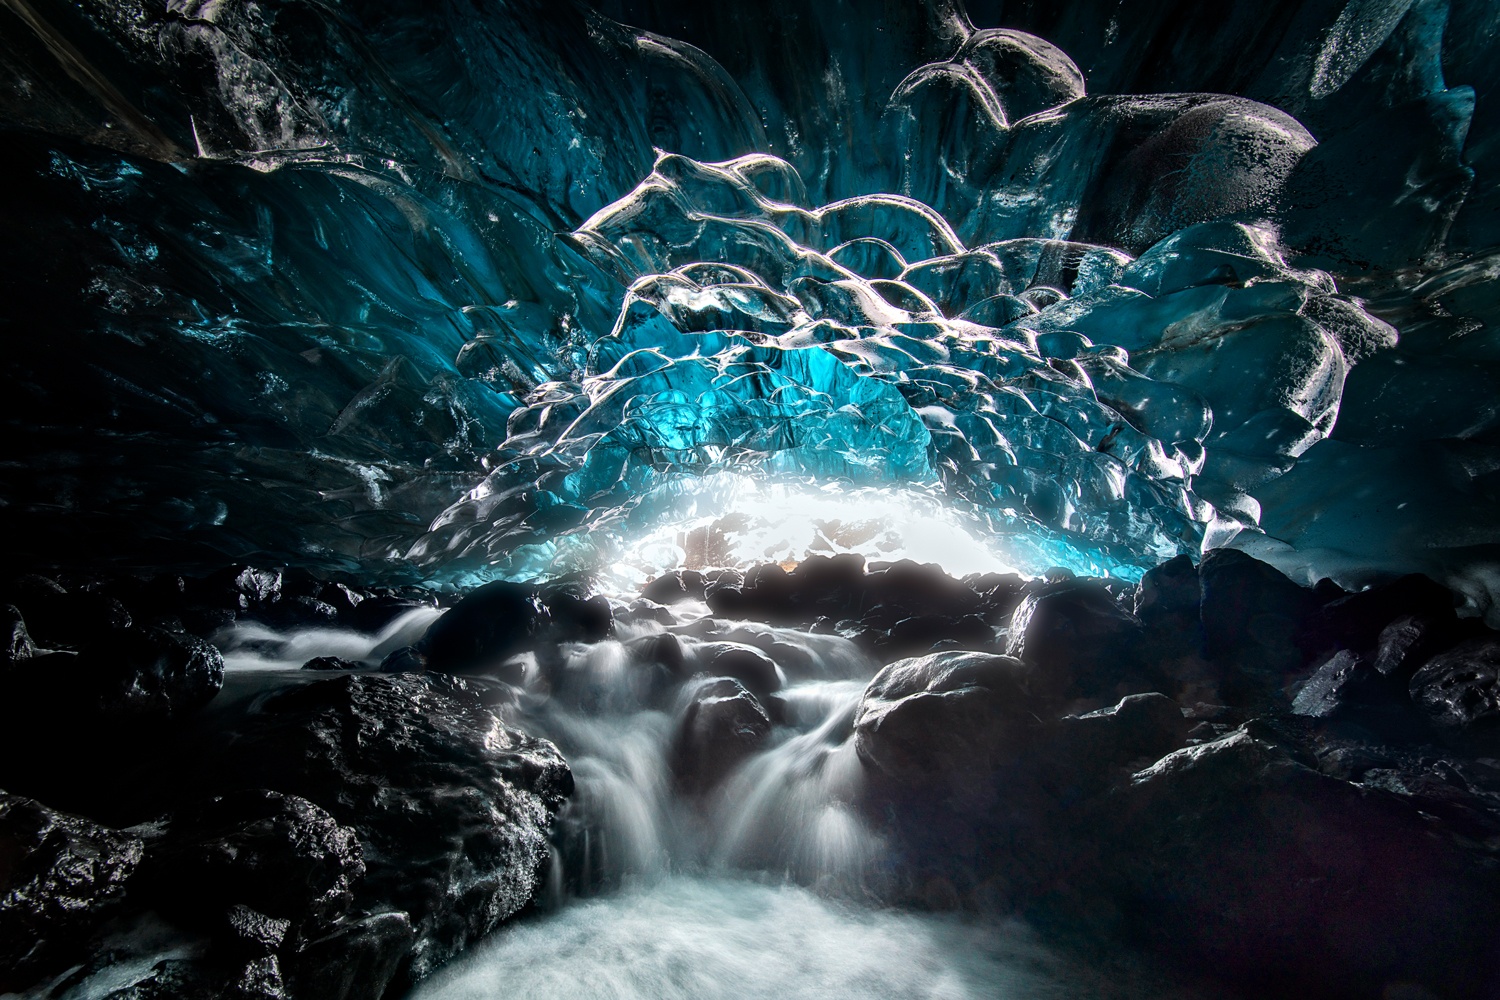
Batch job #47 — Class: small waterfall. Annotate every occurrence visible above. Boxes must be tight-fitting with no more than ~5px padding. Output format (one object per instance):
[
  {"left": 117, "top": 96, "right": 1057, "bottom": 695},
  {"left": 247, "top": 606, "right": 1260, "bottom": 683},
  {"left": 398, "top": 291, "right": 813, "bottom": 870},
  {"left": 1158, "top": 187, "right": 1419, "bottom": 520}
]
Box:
[{"left": 709, "top": 682, "right": 882, "bottom": 888}]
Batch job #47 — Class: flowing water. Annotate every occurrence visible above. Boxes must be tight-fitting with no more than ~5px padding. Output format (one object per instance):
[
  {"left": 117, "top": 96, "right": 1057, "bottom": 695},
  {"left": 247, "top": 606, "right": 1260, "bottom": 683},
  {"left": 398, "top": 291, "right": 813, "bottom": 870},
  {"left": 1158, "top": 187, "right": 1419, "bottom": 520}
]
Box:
[{"left": 208, "top": 617, "right": 1230, "bottom": 1000}]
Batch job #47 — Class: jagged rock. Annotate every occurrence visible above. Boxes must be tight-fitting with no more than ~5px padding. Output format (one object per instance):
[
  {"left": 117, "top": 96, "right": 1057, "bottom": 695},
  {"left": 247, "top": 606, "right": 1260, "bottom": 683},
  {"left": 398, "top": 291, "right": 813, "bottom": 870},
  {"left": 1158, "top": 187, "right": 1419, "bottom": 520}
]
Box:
[
  {"left": 1057, "top": 692, "right": 1190, "bottom": 771},
  {"left": 1410, "top": 636, "right": 1500, "bottom": 739},
  {"left": 137, "top": 789, "right": 364, "bottom": 936},
  {"left": 211, "top": 673, "right": 571, "bottom": 988},
  {"left": 1290, "top": 649, "right": 1413, "bottom": 731},
  {"left": 0, "top": 577, "right": 133, "bottom": 651},
  {"left": 2, "top": 604, "right": 34, "bottom": 666},
  {"left": 670, "top": 676, "right": 772, "bottom": 795},
  {"left": 223, "top": 904, "right": 293, "bottom": 958},
  {"left": 72, "top": 626, "right": 224, "bottom": 720},
  {"left": 101, "top": 960, "right": 217, "bottom": 1000},
  {"left": 418, "top": 581, "right": 548, "bottom": 673},
  {"left": 1103, "top": 725, "right": 1500, "bottom": 998},
  {"left": 0, "top": 792, "right": 144, "bottom": 991},
  {"left": 1005, "top": 579, "right": 1151, "bottom": 702},
  {"left": 1374, "top": 613, "right": 1471, "bottom": 679},
  {"left": 541, "top": 590, "right": 614, "bottom": 642},
  {"left": 377, "top": 645, "right": 425, "bottom": 673}
]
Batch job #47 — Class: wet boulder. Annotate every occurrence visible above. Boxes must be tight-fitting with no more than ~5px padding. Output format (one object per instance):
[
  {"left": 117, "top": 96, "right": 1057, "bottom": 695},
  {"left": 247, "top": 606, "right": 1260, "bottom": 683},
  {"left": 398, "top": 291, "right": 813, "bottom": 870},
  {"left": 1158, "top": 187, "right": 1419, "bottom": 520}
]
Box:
[
  {"left": 73, "top": 625, "right": 225, "bottom": 721},
  {"left": 302, "top": 656, "right": 361, "bottom": 671},
  {"left": 0, "top": 792, "right": 144, "bottom": 991},
  {"left": 1409, "top": 636, "right": 1500, "bottom": 743},
  {"left": 1005, "top": 580, "right": 1151, "bottom": 703},
  {"left": 694, "top": 641, "right": 785, "bottom": 696},
  {"left": 418, "top": 581, "right": 548, "bottom": 673},
  {"left": 136, "top": 789, "right": 364, "bottom": 937},
  {"left": 853, "top": 651, "right": 1041, "bottom": 793},
  {"left": 641, "top": 570, "right": 707, "bottom": 605},
  {"left": 1102, "top": 725, "right": 1500, "bottom": 998},
  {"left": 1290, "top": 650, "right": 1417, "bottom": 737},
  {"left": 669, "top": 676, "right": 772, "bottom": 795},
  {"left": 212, "top": 672, "right": 571, "bottom": 990}
]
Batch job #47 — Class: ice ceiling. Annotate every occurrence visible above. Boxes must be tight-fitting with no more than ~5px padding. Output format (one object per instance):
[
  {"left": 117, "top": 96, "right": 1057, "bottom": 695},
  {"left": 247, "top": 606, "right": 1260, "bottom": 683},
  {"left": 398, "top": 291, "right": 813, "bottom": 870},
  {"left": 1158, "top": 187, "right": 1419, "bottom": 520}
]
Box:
[{"left": 0, "top": 0, "right": 1497, "bottom": 614}]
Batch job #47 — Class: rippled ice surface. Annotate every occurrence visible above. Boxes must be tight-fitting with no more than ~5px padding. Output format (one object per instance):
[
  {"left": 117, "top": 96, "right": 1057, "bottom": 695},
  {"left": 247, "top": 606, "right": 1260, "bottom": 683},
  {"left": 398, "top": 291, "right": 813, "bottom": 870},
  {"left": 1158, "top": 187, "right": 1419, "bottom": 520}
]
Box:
[{"left": 407, "top": 875, "right": 1224, "bottom": 1000}]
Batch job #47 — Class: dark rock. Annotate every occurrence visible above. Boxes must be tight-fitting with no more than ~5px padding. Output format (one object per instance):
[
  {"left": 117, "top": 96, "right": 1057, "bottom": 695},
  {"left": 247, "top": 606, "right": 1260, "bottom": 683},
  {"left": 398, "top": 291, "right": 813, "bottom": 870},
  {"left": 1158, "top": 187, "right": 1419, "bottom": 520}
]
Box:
[
  {"left": 619, "top": 598, "right": 677, "bottom": 627},
  {"left": 223, "top": 904, "right": 292, "bottom": 957},
  {"left": 626, "top": 632, "right": 686, "bottom": 675},
  {"left": 789, "top": 554, "right": 868, "bottom": 620},
  {"left": 0, "top": 792, "right": 144, "bottom": 991},
  {"left": 642, "top": 570, "right": 707, "bottom": 605},
  {"left": 1059, "top": 692, "right": 1190, "bottom": 770},
  {"left": 963, "top": 572, "right": 1028, "bottom": 623},
  {"left": 1005, "top": 580, "right": 1151, "bottom": 702},
  {"left": 1374, "top": 613, "right": 1466, "bottom": 679},
  {"left": 865, "top": 560, "right": 983, "bottom": 620},
  {"left": 209, "top": 567, "right": 284, "bottom": 611},
  {"left": 696, "top": 641, "right": 785, "bottom": 696},
  {"left": 1410, "top": 636, "right": 1500, "bottom": 738},
  {"left": 1299, "top": 574, "right": 1457, "bottom": 659},
  {"left": 285, "top": 912, "right": 415, "bottom": 1000},
  {"left": 670, "top": 677, "right": 772, "bottom": 795},
  {"left": 73, "top": 626, "right": 224, "bottom": 721},
  {"left": 303, "top": 655, "right": 361, "bottom": 671},
  {"left": 418, "top": 581, "right": 548, "bottom": 673},
  {"left": 882, "top": 613, "right": 995, "bottom": 658},
  {"left": 214, "top": 673, "right": 571, "bottom": 987},
  {"left": 1103, "top": 725, "right": 1500, "bottom": 998},
  {"left": 1291, "top": 650, "right": 1415, "bottom": 734},
  {"left": 0, "top": 580, "right": 133, "bottom": 651},
  {"left": 101, "top": 959, "right": 216, "bottom": 1000},
  {"left": 137, "top": 789, "right": 364, "bottom": 936},
  {"left": 853, "top": 651, "right": 1040, "bottom": 790},
  {"left": 377, "top": 645, "right": 424, "bottom": 673},
  {"left": 542, "top": 590, "right": 613, "bottom": 643},
  {"left": 228, "top": 955, "right": 287, "bottom": 1000},
  {"left": 1197, "top": 548, "right": 1315, "bottom": 691},
  {"left": 1133, "top": 554, "right": 1200, "bottom": 621},
  {"left": 2, "top": 604, "right": 34, "bottom": 666}
]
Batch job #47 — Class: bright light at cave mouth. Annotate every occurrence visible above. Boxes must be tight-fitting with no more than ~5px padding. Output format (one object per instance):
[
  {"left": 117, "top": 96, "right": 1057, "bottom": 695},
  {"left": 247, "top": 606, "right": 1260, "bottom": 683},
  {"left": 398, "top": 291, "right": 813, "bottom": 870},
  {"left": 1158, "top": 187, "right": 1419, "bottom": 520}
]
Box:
[{"left": 614, "top": 477, "right": 1023, "bottom": 584}]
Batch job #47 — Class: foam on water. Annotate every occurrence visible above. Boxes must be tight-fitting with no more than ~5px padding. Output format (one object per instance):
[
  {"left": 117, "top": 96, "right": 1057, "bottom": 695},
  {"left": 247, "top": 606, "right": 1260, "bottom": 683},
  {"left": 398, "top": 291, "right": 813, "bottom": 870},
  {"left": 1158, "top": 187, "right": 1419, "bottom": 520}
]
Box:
[{"left": 407, "top": 874, "right": 1225, "bottom": 1000}]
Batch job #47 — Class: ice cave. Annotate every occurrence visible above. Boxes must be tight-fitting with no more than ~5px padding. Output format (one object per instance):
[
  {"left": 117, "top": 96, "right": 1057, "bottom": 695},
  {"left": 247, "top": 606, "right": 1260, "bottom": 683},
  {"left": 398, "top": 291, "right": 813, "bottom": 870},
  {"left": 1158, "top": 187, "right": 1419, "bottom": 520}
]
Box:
[{"left": 2, "top": 0, "right": 1499, "bottom": 997}]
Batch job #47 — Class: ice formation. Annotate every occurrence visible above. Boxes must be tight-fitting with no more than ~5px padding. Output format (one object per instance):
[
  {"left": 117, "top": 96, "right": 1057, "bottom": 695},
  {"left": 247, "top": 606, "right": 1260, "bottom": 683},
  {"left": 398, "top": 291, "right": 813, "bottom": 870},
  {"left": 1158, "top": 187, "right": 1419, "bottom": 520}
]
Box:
[{"left": 1, "top": 0, "right": 1497, "bottom": 613}]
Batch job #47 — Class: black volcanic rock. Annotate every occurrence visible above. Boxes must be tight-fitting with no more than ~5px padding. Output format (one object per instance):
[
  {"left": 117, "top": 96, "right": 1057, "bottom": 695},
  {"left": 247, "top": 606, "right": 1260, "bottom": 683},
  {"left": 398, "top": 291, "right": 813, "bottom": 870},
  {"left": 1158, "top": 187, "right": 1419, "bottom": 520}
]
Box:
[
  {"left": 1299, "top": 573, "right": 1457, "bottom": 659},
  {"left": 0, "top": 792, "right": 144, "bottom": 991},
  {"left": 1102, "top": 724, "right": 1500, "bottom": 999},
  {"left": 670, "top": 676, "right": 773, "bottom": 795},
  {"left": 214, "top": 672, "right": 571, "bottom": 990},
  {"left": 1197, "top": 548, "right": 1315, "bottom": 693},
  {"left": 2, "top": 604, "right": 35, "bottom": 666},
  {"left": 137, "top": 789, "right": 364, "bottom": 936},
  {"left": 418, "top": 581, "right": 548, "bottom": 673},
  {"left": 1005, "top": 579, "right": 1152, "bottom": 702},
  {"left": 72, "top": 626, "right": 225, "bottom": 721},
  {"left": 854, "top": 650, "right": 1040, "bottom": 792},
  {"left": 695, "top": 641, "right": 785, "bottom": 697},
  {"left": 1410, "top": 635, "right": 1500, "bottom": 740}
]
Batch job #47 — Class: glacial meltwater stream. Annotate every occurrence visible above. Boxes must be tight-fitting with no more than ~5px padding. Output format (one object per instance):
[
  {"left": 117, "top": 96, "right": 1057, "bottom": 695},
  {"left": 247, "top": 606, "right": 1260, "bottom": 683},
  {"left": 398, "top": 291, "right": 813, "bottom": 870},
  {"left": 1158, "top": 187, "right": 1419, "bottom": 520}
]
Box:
[{"left": 214, "top": 616, "right": 1230, "bottom": 1000}]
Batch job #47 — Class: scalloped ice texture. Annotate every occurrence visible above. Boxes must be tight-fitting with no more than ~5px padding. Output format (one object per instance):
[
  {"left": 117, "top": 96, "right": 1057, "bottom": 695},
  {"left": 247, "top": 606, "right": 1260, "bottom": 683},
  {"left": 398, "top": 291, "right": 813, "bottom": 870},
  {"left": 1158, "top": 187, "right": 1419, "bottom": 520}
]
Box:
[
  {"left": 408, "top": 146, "right": 1379, "bottom": 589},
  {"left": 5, "top": 0, "right": 1498, "bottom": 611}
]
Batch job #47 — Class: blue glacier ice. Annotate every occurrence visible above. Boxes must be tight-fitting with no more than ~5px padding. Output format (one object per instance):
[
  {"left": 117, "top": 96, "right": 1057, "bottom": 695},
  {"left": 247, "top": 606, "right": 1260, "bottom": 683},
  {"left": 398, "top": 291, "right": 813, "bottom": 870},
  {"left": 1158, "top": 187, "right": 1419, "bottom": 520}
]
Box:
[{"left": 2, "top": 0, "right": 1499, "bottom": 617}]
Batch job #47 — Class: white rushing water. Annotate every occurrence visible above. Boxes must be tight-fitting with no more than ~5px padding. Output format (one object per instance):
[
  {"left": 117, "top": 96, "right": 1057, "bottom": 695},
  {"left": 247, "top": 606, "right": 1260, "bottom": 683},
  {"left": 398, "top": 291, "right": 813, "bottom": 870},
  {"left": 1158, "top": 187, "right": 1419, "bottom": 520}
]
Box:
[{"left": 209, "top": 615, "right": 1226, "bottom": 1000}]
